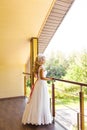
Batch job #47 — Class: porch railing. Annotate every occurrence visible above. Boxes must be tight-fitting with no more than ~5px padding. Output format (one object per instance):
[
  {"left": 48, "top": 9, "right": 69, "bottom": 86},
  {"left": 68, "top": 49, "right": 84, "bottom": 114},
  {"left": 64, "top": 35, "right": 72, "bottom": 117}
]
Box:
[
  {"left": 51, "top": 78, "right": 87, "bottom": 130},
  {"left": 23, "top": 72, "right": 87, "bottom": 130}
]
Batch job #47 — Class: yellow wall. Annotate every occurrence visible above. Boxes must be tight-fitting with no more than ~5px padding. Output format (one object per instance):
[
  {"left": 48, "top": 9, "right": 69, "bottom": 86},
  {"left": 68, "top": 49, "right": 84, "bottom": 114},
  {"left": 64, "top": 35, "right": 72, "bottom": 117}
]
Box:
[{"left": 0, "top": 64, "right": 24, "bottom": 98}]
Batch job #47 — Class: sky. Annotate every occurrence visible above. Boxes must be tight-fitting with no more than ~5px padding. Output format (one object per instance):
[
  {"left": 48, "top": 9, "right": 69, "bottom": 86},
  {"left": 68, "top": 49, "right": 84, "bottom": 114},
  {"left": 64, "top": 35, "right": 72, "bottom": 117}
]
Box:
[{"left": 44, "top": 0, "right": 87, "bottom": 58}]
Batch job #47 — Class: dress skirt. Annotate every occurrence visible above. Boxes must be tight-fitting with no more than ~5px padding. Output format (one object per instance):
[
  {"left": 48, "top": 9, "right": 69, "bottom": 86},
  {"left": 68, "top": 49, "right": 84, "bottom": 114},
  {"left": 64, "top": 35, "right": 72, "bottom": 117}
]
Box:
[{"left": 22, "top": 79, "right": 53, "bottom": 125}]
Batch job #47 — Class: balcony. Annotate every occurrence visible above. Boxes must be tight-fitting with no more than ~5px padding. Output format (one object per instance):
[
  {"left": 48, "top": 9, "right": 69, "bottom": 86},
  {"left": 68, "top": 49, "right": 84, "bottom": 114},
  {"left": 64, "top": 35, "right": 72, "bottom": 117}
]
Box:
[
  {"left": 0, "top": 97, "right": 65, "bottom": 130},
  {"left": 23, "top": 73, "right": 87, "bottom": 130},
  {"left": 0, "top": 73, "right": 87, "bottom": 130}
]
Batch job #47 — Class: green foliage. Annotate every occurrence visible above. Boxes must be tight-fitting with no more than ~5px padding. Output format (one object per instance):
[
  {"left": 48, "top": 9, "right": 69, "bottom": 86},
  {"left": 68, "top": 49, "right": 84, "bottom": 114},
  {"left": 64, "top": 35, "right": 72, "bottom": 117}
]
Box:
[
  {"left": 46, "top": 65, "right": 66, "bottom": 78},
  {"left": 63, "top": 50, "right": 87, "bottom": 83},
  {"left": 81, "top": 50, "right": 87, "bottom": 83},
  {"left": 26, "top": 79, "right": 31, "bottom": 88},
  {"left": 83, "top": 87, "right": 87, "bottom": 95},
  {"left": 26, "top": 87, "right": 30, "bottom": 97},
  {"left": 64, "top": 64, "right": 83, "bottom": 82},
  {"left": 46, "top": 50, "right": 87, "bottom": 104},
  {"left": 64, "top": 85, "right": 79, "bottom": 93},
  {"left": 45, "top": 53, "right": 68, "bottom": 79}
]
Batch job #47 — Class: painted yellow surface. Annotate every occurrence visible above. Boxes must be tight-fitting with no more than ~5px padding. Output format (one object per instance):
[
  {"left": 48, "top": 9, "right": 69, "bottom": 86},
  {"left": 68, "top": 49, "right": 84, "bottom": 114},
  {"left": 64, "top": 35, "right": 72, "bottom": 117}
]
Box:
[
  {"left": 0, "top": 64, "right": 24, "bottom": 98},
  {"left": 33, "top": 38, "right": 38, "bottom": 62},
  {"left": 0, "top": 0, "right": 54, "bottom": 65},
  {"left": 0, "top": 0, "right": 55, "bottom": 98}
]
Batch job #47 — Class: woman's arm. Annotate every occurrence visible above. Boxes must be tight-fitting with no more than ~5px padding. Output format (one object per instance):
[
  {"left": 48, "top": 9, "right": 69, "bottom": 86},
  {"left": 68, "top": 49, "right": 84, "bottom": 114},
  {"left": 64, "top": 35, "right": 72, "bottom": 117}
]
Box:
[{"left": 40, "top": 68, "right": 52, "bottom": 81}]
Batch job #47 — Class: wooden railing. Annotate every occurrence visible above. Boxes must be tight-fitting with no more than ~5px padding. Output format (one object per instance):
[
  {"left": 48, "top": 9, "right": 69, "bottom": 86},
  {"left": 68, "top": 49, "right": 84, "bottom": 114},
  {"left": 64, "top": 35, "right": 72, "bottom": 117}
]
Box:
[
  {"left": 22, "top": 72, "right": 31, "bottom": 96},
  {"left": 22, "top": 72, "right": 31, "bottom": 76},
  {"left": 51, "top": 78, "right": 87, "bottom": 130},
  {"left": 23, "top": 72, "right": 87, "bottom": 130}
]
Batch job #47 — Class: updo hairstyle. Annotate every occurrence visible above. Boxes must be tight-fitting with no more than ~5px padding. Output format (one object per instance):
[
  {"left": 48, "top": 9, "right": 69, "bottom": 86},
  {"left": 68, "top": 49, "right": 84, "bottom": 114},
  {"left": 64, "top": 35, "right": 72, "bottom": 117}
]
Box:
[{"left": 33, "top": 54, "right": 45, "bottom": 75}]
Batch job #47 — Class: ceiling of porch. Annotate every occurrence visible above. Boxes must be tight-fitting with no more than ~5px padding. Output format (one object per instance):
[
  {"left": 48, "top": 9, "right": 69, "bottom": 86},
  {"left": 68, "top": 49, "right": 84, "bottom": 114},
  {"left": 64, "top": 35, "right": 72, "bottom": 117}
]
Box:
[{"left": 38, "top": 0, "right": 75, "bottom": 53}]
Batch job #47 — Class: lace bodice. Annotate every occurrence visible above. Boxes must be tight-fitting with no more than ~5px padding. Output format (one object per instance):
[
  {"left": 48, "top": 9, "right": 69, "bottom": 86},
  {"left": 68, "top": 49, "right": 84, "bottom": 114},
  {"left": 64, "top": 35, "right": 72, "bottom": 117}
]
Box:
[{"left": 38, "top": 65, "right": 47, "bottom": 79}]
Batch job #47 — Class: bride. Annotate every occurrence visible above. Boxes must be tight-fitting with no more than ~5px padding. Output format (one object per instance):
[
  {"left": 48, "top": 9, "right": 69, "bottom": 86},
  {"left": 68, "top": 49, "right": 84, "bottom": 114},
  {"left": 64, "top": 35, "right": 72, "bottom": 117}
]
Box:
[{"left": 22, "top": 53, "right": 53, "bottom": 125}]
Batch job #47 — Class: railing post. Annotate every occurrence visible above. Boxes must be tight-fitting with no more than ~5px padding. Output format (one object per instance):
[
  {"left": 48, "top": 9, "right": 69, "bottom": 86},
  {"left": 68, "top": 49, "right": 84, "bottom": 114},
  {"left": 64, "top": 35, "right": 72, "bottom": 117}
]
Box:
[
  {"left": 77, "top": 113, "right": 80, "bottom": 130},
  {"left": 79, "top": 85, "right": 84, "bottom": 130},
  {"left": 50, "top": 98, "right": 51, "bottom": 113},
  {"left": 52, "top": 80, "right": 55, "bottom": 123},
  {"left": 24, "top": 76, "right": 26, "bottom": 96}
]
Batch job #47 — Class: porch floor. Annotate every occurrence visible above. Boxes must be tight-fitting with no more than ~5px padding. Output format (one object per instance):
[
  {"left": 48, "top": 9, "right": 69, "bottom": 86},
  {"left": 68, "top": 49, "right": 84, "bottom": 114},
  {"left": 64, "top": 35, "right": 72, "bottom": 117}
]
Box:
[{"left": 0, "top": 97, "right": 65, "bottom": 130}]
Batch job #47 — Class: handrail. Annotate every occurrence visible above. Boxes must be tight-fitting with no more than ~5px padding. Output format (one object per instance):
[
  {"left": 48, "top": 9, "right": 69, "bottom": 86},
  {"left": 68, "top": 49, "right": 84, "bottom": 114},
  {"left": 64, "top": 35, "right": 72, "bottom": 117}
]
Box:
[
  {"left": 51, "top": 78, "right": 87, "bottom": 130},
  {"left": 23, "top": 73, "right": 87, "bottom": 87},
  {"left": 22, "top": 72, "right": 31, "bottom": 75},
  {"left": 52, "top": 78, "right": 87, "bottom": 87},
  {"left": 22, "top": 73, "right": 86, "bottom": 129}
]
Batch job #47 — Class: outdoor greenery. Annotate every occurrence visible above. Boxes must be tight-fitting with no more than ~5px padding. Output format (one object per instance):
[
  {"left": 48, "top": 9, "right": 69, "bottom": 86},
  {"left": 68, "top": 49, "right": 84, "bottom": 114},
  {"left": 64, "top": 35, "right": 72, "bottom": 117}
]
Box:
[
  {"left": 45, "top": 50, "right": 87, "bottom": 129},
  {"left": 25, "top": 50, "right": 87, "bottom": 129},
  {"left": 46, "top": 52, "right": 68, "bottom": 79},
  {"left": 26, "top": 50, "right": 87, "bottom": 99},
  {"left": 46, "top": 50, "right": 87, "bottom": 82},
  {"left": 45, "top": 50, "right": 87, "bottom": 95}
]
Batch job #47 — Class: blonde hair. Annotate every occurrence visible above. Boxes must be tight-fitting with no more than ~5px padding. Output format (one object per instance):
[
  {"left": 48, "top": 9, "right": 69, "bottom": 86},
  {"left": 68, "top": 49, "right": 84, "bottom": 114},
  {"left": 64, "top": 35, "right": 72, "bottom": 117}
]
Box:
[{"left": 33, "top": 54, "right": 45, "bottom": 75}]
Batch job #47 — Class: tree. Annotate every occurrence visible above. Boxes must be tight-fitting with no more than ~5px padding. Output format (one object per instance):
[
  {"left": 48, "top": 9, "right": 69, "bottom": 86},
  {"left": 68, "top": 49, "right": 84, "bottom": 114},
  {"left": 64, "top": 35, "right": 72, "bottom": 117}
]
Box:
[
  {"left": 45, "top": 52, "right": 68, "bottom": 79},
  {"left": 81, "top": 50, "right": 87, "bottom": 83},
  {"left": 64, "top": 50, "right": 87, "bottom": 83}
]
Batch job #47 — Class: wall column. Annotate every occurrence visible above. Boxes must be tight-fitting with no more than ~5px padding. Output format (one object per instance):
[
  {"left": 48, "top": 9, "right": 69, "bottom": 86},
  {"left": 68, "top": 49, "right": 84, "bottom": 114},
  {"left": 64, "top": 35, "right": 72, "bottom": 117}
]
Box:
[{"left": 30, "top": 37, "right": 38, "bottom": 86}]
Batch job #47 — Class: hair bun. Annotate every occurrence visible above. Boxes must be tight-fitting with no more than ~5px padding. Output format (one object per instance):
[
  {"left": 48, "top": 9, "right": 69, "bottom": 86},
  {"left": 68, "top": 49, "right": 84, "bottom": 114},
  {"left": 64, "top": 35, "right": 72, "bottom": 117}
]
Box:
[{"left": 37, "top": 53, "right": 45, "bottom": 62}]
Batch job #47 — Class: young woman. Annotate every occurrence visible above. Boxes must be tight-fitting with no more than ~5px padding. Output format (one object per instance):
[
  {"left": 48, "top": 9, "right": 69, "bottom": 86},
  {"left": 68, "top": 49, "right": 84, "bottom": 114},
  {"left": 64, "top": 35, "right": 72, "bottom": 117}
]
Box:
[{"left": 22, "top": 53, "right": 53, "bottom": 125}]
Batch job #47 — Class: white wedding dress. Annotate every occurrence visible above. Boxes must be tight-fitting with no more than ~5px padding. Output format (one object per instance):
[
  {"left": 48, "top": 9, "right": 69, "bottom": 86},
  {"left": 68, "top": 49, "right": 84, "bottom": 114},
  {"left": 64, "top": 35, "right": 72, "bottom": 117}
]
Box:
[{"left": 22, "top": 65, "right": 53, "bottom": 125}]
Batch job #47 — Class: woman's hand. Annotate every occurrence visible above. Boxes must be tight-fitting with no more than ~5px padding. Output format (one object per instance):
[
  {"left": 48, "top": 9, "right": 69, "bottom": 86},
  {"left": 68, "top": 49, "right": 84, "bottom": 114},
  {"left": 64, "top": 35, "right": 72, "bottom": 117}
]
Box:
[
  {"left": 50, "top": 78, "right": 53, "bottom": 80},
  {"left": 49, "top": 77, "right": 54, "bottom": 80}
]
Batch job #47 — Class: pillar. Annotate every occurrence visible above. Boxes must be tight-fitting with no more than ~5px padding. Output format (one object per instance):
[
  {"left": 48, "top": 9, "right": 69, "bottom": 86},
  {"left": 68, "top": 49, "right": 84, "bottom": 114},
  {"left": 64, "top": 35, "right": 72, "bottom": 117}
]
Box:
[{"left": 30, "top": 37, "right": 38, "bottom": 86}]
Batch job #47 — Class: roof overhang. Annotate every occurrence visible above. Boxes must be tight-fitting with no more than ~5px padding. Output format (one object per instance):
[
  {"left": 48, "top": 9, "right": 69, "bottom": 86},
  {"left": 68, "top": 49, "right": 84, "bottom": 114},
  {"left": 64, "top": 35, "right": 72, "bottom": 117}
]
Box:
[{"left": 38, "top": 0, "right": 75, "bottom": 53}]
